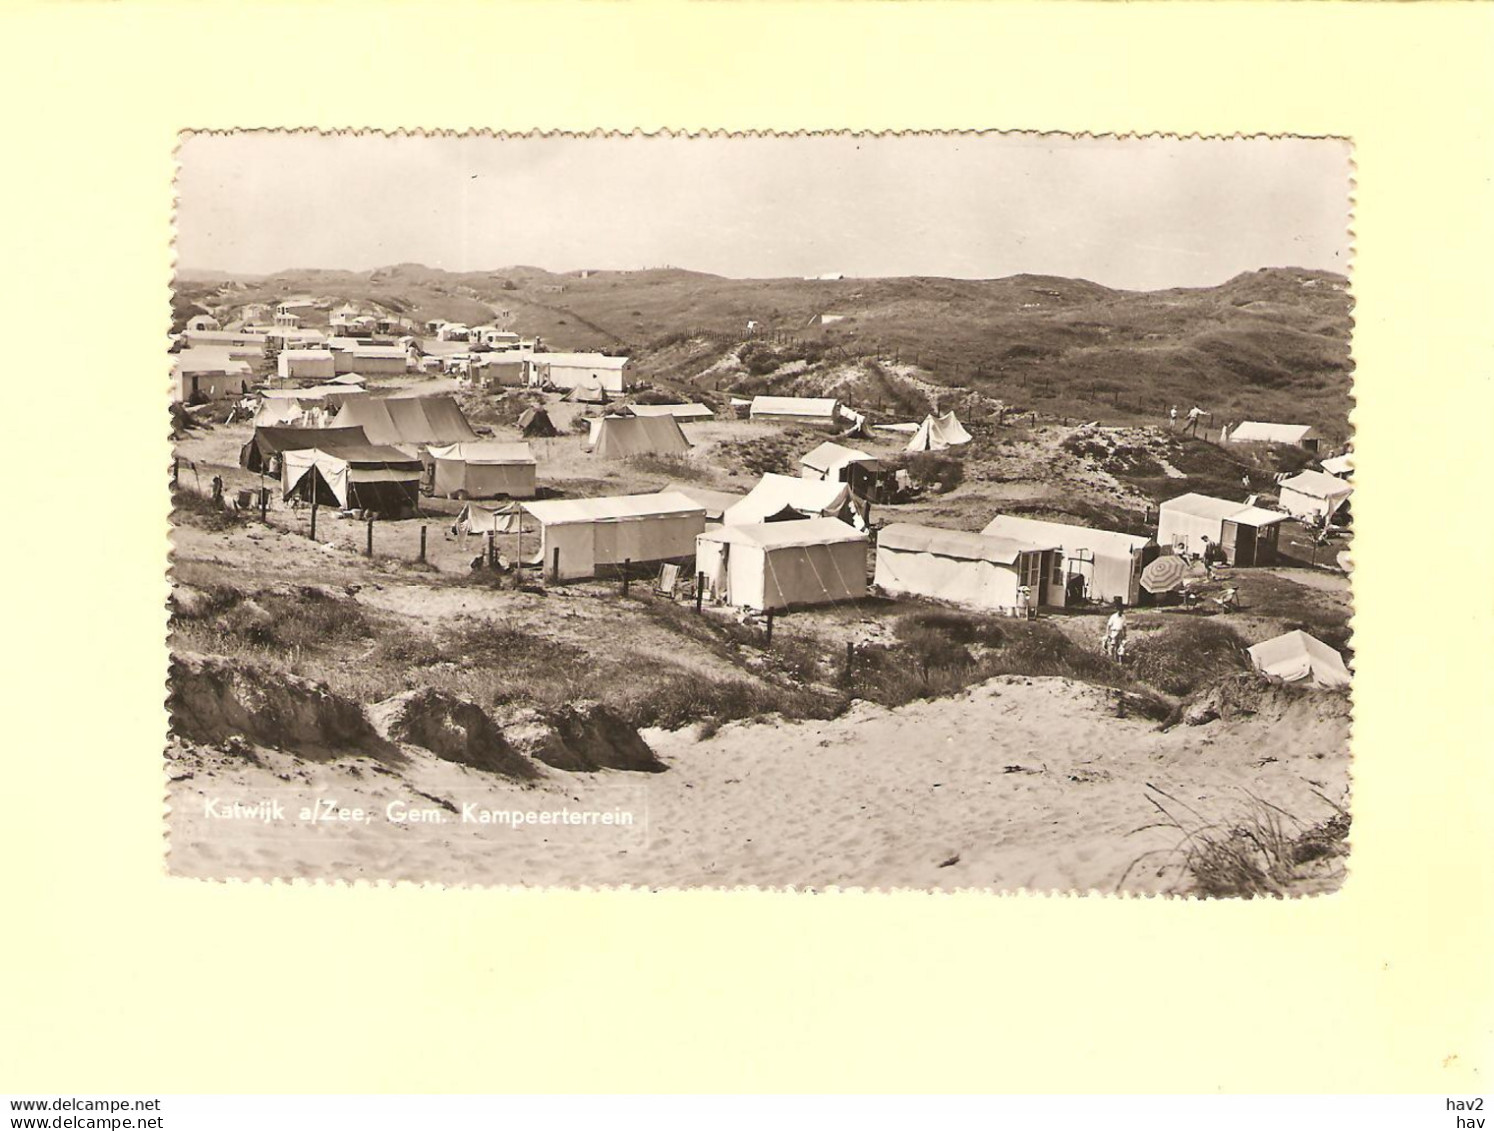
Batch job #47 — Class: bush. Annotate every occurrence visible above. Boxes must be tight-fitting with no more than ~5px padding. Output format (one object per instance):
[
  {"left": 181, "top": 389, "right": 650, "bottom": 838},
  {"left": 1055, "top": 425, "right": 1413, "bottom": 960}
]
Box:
[
  {"left": 1122, "top": 785, "right": 1349, "bottom": 897},
  {"left": 901, "top": 452, "right": 965, "bottom": 494},
  {"left": 1126, "top": 619, "right": 1251, "bottom": 697}
]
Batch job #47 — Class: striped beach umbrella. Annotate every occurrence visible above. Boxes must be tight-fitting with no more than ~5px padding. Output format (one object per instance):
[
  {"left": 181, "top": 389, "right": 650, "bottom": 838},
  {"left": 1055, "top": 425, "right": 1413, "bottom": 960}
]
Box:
[{"left": 1141, "top": 555, "right": 1187, "bottom": 594}]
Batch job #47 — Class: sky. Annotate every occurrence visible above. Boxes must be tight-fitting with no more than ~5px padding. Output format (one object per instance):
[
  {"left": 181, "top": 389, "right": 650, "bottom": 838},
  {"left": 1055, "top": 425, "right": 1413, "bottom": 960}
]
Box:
[{"left": 176, "top": 133, "right": 1352, "bottom": 291}]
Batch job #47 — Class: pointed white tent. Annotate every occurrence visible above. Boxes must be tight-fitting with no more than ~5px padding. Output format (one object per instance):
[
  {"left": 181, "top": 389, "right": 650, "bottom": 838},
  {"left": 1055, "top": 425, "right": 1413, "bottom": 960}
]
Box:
[
  {"left": 905, "top": 412, "right": 972, "bottom": 452},
  {"left": 1247, "top": 630, "right": 1351, "bottom": 688}
]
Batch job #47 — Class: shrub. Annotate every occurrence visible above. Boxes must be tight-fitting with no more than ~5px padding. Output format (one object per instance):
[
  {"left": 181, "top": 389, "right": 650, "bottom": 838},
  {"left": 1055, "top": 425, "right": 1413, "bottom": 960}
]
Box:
[
  {"left": 1121, "top": 785, "right": 1349, "bottom": 897},
  {"left": 901, "top": 452, "right": 965, "bottom": 494},
  {"left": 1126, "top": 619, "right": 1251, "bottom": 697}
]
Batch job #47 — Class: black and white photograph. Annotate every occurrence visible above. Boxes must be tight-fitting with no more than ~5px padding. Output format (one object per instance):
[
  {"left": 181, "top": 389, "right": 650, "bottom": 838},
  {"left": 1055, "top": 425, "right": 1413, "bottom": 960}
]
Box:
[{"left": 166, "top": 131, "right": 1354, "bottom": 894}]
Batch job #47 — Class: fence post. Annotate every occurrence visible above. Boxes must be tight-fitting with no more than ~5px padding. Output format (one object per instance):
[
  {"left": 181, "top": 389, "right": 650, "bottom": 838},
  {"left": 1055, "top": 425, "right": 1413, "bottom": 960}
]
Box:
[
  {"left": 764, "top": 610, "right": 774, "bottom": 648},
  {"left": 844, "top": 641, "right": 855, "bottom": 685},
  {"left": 621, "top": 560, "right": 631, "bottom": 596},
  {"left": 259, "top": 487, "right": 268, "bottom": 523},
  {"left": 365, "top": 518, "right": 374, "bottom": 557},
  {"left": 486, "top": 531, "right": 495, "bottom": 570},
  {"left": 551, "top": 547, "right": 560, "bottom": 584},
  {"left": 310, "top": 498, "right": 318, "bottom": 541},
  {"left": 418, "top": 525, "right": 427, "bottom": 564},
  {"left": 695, "top": 572, "right": 704, "bottom": 613}
]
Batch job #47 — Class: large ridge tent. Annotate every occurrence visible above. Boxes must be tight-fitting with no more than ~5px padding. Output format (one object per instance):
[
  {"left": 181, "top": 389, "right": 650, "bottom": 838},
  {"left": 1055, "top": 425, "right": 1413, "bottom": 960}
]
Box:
[
  {"left": 696, "top": 518, "right": 868, "bottom": 612},
  {"left": 1247, "top": 630, "right": 1351, "bottom": 689},
  {"left": 520, "top": 492, "right": 707, "bottom": 581},
  {"left": 239, "top": 425, "right": 371, "bottom": 473},
  {"left": 657, "top": 482, "right": 746, "bottom": 523},
  {"left": 1227, "top": 421, "right": 1322, "bottom": 452},
  {"left": 426, "top": 441, "right": 537, "bottom": 499},
  {"left": 748, "top": 396, "right": 842, "bottom": 426},
  {"left": 1157, "top": 493, "right": 1288, "bottom": 566},
  {"left": 724, "top": 473, "right": 861, "bottom": 527},
  {"left": 905, "top": 412, "right": 972, "bottom": 452},
  {"left": 331, "top": 394, "right": 478, "bottom": 448},
  {"left": 1277, "top": 469, "right": 1353, "bottom": 521},
  {"left": 517, "top": 406, "right": 559, "bottom": 437},
  {"left": 874, "top": 523, "right": 1066, "bottom": 613},
  {"left": 280, "top": 442, "right": 424, "bottom": 515},
  {"left": 586, "top": 414, "right": 692, "bottom": 458},
  {"left": 981, "top": 514, "right": 1158, "bottom": 605}
]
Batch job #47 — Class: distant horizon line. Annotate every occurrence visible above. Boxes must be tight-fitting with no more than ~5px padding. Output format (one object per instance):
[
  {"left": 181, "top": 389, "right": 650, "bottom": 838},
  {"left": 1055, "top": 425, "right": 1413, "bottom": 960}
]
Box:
[{"left": 174, "top": 261, "right": 1347, "bottom": 293}]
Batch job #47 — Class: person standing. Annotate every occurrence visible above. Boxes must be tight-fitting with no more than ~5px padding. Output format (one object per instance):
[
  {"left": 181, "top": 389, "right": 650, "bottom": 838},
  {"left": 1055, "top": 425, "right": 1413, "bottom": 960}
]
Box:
[
  {"left": 1186, "top": 405, "right": 1203, "bottom": 437},
  {"left": 1104, "top": 598, "right": 1128, "bottom": 661}
]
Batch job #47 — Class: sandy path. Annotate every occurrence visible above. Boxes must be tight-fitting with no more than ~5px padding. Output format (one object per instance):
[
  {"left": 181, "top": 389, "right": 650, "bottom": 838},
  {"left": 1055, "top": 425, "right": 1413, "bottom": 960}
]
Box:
[{"left": 167, "top": 675, "right": 1349, "bottom": 894}]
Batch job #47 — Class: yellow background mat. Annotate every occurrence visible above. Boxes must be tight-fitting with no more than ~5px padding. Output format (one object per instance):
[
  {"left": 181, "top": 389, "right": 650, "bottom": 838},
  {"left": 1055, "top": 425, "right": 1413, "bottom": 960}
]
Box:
[{"left": 1, "top": 1, "right": 1490, "bottom": 1093}]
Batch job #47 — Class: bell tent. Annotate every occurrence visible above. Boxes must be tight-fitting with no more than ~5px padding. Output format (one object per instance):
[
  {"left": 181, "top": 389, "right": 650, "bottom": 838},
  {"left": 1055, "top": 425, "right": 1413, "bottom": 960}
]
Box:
[{"left": 905, "top": 412, "right": 972, "bottom": 452}]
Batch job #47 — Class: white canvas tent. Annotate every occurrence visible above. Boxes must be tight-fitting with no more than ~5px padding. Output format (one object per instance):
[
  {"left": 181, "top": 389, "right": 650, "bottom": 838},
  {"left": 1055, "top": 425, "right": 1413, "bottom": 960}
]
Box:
[
  {"left": 724, "top": 473, "right": 860, "bottom": 527},
  {"left": 874, "top": 523, "right": 1063, "bottom": 613},
  {"left": 1247, "top": 630, "right": 1351, "bottom": 689},
  {"left": 799, "top": 441, "right": 872, "bottom": 482},
  {"left": 1278, "top": 469, "right": 1353, "bottom": 520},
  {"left": 748, "top": 396, "right": 841, "bottom": 426},
  {"left": 906, "top": 412, "right": 972, "bottom": 452},
  {"left": 521, "top": 492, "right": 707, "bottom": 581},
  {"left": 1320, "top": 453, "right": 1354, "bottom": 478},
  {"left": 280, "top": 442, "right": 423, "bottom": 514},
  {"left": 981, "top": 514, "right": 1157, "bottom": 605},
  {"left": 696, "top": 518, "right": 867, "bottom": 612},
  {"left": 427, "top": 441, "right": 537, "bottom": 499},
  {"left": 1227, "top": 421, "right": 1322, "bottom": 451}
]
